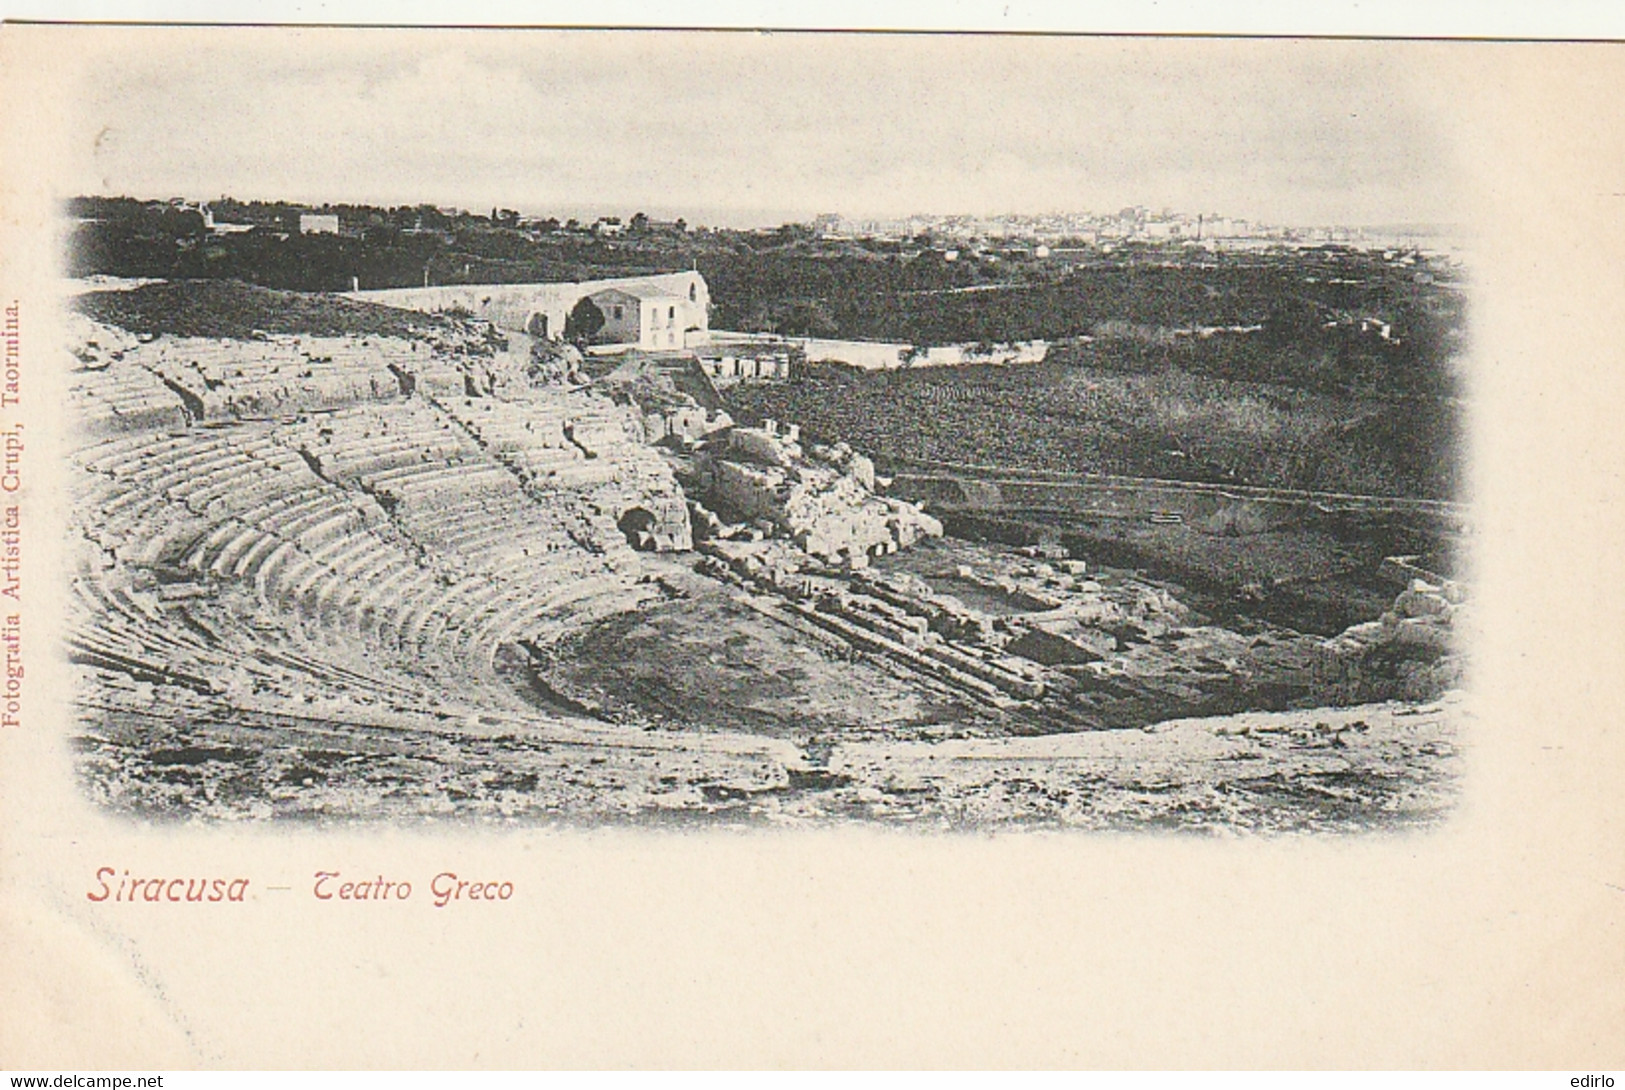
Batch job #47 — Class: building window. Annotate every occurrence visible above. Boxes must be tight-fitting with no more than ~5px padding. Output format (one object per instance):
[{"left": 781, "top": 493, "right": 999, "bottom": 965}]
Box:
[
  {"left": 689, "top": 283, "right": 697, "bottom": 303},
  {"left": 613, "top": 306, "right": 623, "bottom": 320}
]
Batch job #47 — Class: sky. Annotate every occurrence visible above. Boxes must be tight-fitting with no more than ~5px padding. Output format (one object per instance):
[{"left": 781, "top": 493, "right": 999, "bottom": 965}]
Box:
[{"left": 59, "top": 28, "right": 1460, "bottom": 229}]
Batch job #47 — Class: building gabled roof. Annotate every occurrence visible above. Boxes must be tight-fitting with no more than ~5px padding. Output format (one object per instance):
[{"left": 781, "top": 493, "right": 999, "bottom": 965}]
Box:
[
  {"left": 579, "top": 270, "right": 702, "bottom": 300},
  {"left": 588, "top": 286, "right": 683, "bottom": 307}
]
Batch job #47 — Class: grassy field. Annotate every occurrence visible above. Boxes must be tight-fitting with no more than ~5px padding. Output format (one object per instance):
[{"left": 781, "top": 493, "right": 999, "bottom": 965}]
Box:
[
  {"left": 716, "top": 245, "right": 1465, "bottom": 501},
  {"left": 723, "top": 357, "right": 1461, "bottom": 500},
  {"left": 702, "top": 245, "right": 1464, "bottom": 368},
  {"left": 73, "top": 278, "right": 478, "bottom": 341}
]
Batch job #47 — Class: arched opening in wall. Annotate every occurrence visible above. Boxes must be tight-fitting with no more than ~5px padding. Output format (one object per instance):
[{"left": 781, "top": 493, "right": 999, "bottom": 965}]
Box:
[
  {"left": 618, "top": 507, "right": 660, "bottom": 551},
  {"left": 527, "top": 312, "right": 550, "bottom": 339},
  {"left": 565, "top": 296, "right": 607, "bottom": 345}
]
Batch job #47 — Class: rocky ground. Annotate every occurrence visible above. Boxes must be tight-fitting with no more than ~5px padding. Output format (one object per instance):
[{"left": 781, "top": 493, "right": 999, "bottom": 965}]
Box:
[
  {"left": 817, "top": 695, "right": 1463, "bottom": 832},
  {"left": 64, "top": 279, "right": 1465, "bottom": 834},
  {"left": 74, "top": 678, "right": 1461, "bottom": 833},
  {"left": 73, "top": 530, "right": 1464, "bottom": 833}
]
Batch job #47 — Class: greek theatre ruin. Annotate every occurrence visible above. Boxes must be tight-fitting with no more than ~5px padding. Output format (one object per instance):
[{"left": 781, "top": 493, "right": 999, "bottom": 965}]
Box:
[{"left": 350, "top": 271, "right": 710, "bottom": 350}]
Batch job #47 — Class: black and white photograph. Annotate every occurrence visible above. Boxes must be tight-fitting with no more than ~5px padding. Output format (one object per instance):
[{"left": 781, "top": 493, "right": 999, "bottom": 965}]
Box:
[
  {"left": 59, "top": 31, "right": 1471, "bottom": 830},
  {"left": 4, "top": 16, "right": 1624, "bottom": 1073}
]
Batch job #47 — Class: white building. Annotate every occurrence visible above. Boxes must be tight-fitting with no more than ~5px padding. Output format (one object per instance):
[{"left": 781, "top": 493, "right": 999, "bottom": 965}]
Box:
[
  {"left": 589, "top": 285, "right": 691, "bottom": 350},
  {"left": 350, "top": 270, "right": 711, "bottom": 348},
  {"left": 698, "top": 351, "right": 792, "bottom": 383},
  {"left": 299, "top": 213, "right": 340, "bottom": 235}
]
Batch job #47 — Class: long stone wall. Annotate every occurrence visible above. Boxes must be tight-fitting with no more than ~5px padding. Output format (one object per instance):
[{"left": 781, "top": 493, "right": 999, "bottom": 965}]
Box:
[
  {"left": 350, "top": 271, "right": 710, "bottom": 343},
  {"left": 886, "top": 470, "right": 1468, "bottom": 528}
]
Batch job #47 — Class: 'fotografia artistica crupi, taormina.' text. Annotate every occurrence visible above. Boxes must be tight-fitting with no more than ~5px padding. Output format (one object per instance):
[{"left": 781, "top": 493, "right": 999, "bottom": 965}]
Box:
[{"left": 3, "top": 297, "right": 23, "bottom": 730}]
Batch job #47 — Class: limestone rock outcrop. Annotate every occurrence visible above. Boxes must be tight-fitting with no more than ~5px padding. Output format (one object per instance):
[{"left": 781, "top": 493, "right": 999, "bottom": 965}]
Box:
[
  {"left": 702, "top": 422, "right": 941, "bottom": 565},
  {"left": 1322, "top": 577, "right": 1465, "bottom": 700}
]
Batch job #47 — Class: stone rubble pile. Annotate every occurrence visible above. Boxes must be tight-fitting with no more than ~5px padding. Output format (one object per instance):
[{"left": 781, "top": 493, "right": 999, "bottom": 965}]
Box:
[
  {"left": 701, "top": 420, "right": 942, "bottom": 566},
  {"left": 1322, "top": 576, "right": 1465, "bottom": 700}
]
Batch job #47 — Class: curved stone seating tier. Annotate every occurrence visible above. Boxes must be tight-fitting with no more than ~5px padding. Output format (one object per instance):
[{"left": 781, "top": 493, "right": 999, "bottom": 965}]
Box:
[
  {"left": 394, "top": 486, "right": 555, "bottom": 557},
  {"left": 89, "top": 477, "right": 171, "bottom": 524},
  {"left": 526, "top": 462, "right": 620, "bottom": 490},
  {"left": 82, "top": 432, "right": 216, "bottom": 481},
  {"left": 78, "top": 327, "right": 464, "bottom": 430},
  {"left": 481, "top": 541, "right": 581, "bottom": 585},
  {"left": 313, "top": 543, "right": 430, "bottom": 631},
  {"left": 439, "top": 399, "right": 571, "bottom": 452},
  {"left": 74, "top": 431, "right": 169, "bottom": 475},
  {"left": 291, "top": 505, "right": 376, "bottom": 551},
  {"left": 68, "top": 574, "right": 222, "bottom": 682},
  {"left": 73, "top": 497, "right": 185, "bottom": 564},
  {"left": 272, "top": 401, "right": 474, "bottom": 472},
  {"left": 436, "top": 394, "right": 640, "bottom": 462},
  {"left": 442, "top": 579, "right": 642, "bottom": 677},
  {"left": 230, "top": 531, "right": 291, "bottom": 585},
  {"left": 361, "top": 565, "right": 448, "bottom": 649},
  {"left": 167, "top": 453, "right": 306, "bottom": 516},
  {"left": 395, "top": 575, "right": 501, "bottom": 650},
  {"left": 70, "top": 564, "right": 443, "bottom": 715},
  {"left": 70, "top": 364, "right": 189, "bottom": 435},
  {"left": 144, "top": 448, "right": 260, "bottom": 499},
  {"left": 289, "top": 527, "right": 410, "bottom": 615},
  {"left": 80, "top": 545, "right": 438, "bottom": 708},
  {"left": 96, "top": 502, "right": 211, "bottom": 568},
  {"left": 186, "top": 518, "right": 258, "bottom": 577},
  {"left": 313, "top": 433, "right": 466, "bottom": 480},
  {"left": 244, "top": 486, "right": 348, "bottom": 539},
  {"left": 69, "top": 373, "right": 695, "bottom": 726},
  {"left": 99, "top": 431, "right": 292, "bottom": 498},
  {"left": 417, "top": 578, "right": 530, "bottom": 650},
  {"left": 502, "top": 445, "right": 584, "bottom": 478},
  {"left": 363, "top": 461, "right": 513, "bottom": 505},
  {"left": 135, "top": 336, "right": 410, "bottom": 421}
]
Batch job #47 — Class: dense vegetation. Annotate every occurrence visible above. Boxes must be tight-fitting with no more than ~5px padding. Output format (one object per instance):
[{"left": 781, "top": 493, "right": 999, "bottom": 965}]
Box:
[
  {"left": 69, "top": 194, "right": 1466, "bottom": 501},
  {"left": 723, "top": 356, "right": 1461, "bottom": 500},
  {"left": 66, "top": 196, "right": 710, "bottom": 292},
  {"left": 70, "top": 196, "right": 1462, "bottom": 382},
  {"left": 73, "top": 279, "right": 475, "bottom": 341},
  {"left": 716, "top": 249, "right": 1467, "bottom": 501}
]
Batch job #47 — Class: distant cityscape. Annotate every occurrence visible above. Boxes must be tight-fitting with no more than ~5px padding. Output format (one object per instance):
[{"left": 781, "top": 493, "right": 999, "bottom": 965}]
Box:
[
  {"left": 87, "top": 195, "right": 1459, "bottom": 256},
  {"left": 804, "top": 208, "right": 1457, "bottom": 252}
]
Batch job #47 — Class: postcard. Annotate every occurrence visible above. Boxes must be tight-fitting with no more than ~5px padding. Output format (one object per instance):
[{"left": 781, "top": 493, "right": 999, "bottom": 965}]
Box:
[{"left": 0, "top": 24, "right": 1621, "bottom": 1068}]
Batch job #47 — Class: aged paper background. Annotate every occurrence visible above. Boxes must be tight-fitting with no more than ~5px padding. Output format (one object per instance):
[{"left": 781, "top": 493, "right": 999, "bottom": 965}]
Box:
[{"left": 1, "top": 26, "right": 1622, "bottom": 1068}]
